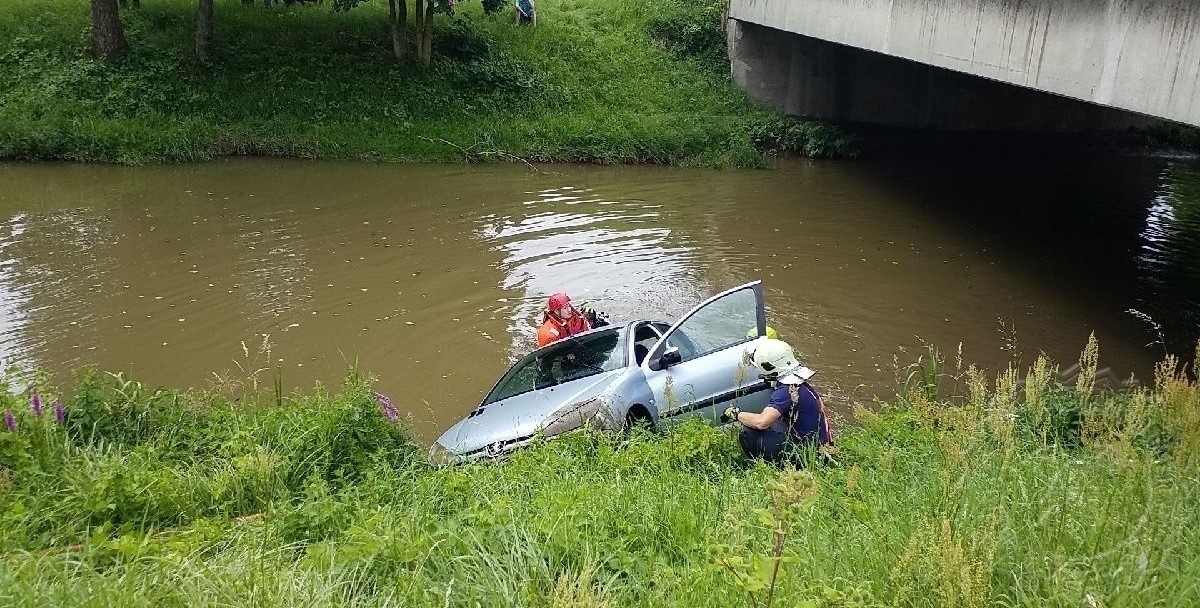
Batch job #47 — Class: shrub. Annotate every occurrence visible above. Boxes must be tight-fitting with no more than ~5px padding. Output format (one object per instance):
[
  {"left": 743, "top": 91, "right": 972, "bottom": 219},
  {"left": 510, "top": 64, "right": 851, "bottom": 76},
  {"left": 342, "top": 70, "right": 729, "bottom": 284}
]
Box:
[
  {"left": 276, "top": 374, "right": 420, "bottom": 489},
  {"left": 747, "top": 115, "right": 857, "bottom": 159},
  {"left": 645, "top": 0, "right": 728, "bottom": 65}
]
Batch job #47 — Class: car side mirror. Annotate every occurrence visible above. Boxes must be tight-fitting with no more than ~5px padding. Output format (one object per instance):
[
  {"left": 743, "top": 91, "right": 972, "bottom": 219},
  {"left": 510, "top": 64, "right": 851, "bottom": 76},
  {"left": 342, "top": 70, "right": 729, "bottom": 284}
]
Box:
[{"left": 650, "top": 347, "right": 682, "bottom": 371}]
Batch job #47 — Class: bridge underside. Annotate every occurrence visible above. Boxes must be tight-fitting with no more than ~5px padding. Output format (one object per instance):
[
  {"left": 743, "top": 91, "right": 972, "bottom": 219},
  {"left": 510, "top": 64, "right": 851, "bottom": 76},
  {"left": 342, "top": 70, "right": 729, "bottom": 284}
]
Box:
[{"left": 728, "top": 20, "right": 1152, "bottom": 132}]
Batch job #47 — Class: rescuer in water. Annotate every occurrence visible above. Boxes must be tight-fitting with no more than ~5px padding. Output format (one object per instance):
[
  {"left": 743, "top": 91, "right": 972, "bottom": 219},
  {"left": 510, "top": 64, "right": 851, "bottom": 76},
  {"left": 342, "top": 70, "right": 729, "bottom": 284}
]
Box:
[{"left": 536, "top": 292, "right": 608, "bottom": 347}]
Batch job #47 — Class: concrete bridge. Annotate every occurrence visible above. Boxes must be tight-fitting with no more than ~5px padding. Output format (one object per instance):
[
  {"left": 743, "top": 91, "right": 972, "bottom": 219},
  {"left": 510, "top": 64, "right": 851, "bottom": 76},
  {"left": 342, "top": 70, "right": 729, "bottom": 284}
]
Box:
[{"left": 727, "top": 0, "right": 1200, "bottom": 130}]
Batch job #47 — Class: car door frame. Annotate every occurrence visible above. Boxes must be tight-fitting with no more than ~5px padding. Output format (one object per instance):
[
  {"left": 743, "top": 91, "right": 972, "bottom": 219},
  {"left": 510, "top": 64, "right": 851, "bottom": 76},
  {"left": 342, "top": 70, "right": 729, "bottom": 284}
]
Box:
[{"left": 642, "top": 280, "right": 769, "bottom": 421}]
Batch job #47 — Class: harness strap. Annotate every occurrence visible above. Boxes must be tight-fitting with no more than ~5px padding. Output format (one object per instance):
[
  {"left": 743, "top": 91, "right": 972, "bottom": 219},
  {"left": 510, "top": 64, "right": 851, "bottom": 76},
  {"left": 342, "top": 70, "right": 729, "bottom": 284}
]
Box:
[{"left": 786, "top": 383, "right": 833, "bottom": 446}]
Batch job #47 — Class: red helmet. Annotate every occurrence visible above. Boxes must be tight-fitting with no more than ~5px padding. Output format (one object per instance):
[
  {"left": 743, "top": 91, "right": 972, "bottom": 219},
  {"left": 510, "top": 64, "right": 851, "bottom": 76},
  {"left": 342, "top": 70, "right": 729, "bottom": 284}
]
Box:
[{"left": 548, "top": 292, "right": 572, "bottom": 311}]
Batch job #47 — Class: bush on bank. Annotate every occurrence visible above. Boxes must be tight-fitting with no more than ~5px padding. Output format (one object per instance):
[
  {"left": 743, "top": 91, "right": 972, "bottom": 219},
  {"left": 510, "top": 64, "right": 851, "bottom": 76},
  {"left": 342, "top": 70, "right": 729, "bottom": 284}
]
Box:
[
  {"left": 0, "top": 0, "right": 853, "bottom": 167},
  {"left": 0, "top": 337, "right": 1198, "bottom": 606}
]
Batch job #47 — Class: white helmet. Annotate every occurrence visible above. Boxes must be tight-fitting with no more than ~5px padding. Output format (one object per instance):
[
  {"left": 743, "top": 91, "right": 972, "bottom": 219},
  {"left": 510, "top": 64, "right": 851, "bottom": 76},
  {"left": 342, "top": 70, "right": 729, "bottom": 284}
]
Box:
[{"left": 751, "top": 338, "right": 800, "bottom": 379}]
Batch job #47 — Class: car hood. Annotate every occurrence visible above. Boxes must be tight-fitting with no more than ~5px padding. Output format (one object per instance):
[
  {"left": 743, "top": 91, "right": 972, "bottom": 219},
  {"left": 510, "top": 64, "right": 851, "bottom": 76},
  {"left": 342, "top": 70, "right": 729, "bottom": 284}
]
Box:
[{"left": 435, "top": 368, "right": 627, "bottom": 456}]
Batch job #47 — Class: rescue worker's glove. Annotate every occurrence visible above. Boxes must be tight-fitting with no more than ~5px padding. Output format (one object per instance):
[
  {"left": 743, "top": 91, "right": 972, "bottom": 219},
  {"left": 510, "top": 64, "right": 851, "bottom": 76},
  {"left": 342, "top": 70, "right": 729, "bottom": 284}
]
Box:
[
  {"left": 722, "top": 406, "right": 741, "bottom": 423},
  {"left": 581, "top": 306, "right": 609, "bottom": 328}
]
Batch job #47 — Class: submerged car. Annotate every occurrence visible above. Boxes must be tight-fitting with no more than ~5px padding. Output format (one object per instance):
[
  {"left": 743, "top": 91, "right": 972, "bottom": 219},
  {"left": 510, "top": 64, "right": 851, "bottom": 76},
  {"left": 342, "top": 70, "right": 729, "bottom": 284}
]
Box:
[{"left": 430, "top": 281, "right": 777, "bottom": 464}]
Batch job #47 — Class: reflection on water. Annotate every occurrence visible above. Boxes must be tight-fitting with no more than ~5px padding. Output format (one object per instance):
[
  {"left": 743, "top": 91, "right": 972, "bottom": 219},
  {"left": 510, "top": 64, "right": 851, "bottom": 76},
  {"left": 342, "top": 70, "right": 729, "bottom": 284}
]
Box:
[
  {"left": 0, "top": 157, "right": 1197, "bottom": 440},
  {"left": 234, "top": 212, "right": 315, "bottom": 320},
  {"left": 1137, "top": 164, "right": 1200, "bottom": 350},
  {"left": 0, "top": 207, "right": 117, "bottom": 372},
  {"left": 481, "top": 185, "right": 703, "bottom": 358},
  {"left": 0, "top": 214, "right": 30, "bottom": 367}
]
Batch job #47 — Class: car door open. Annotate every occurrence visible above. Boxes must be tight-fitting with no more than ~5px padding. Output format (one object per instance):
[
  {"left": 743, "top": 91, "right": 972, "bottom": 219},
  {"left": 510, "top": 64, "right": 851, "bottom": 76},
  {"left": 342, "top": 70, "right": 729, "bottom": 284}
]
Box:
[{"left": 642, "top": 281, "right": 773, "bottom": 425}]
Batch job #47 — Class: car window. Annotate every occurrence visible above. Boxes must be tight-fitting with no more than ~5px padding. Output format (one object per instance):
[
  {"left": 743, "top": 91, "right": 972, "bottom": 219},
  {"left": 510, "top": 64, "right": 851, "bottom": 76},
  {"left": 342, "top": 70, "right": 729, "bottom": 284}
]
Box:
[
  {"left": 633, "top": 324, "right": 660, "bottom": 350},
  {"left": 643, "top": 322, "right": 701, "bottom": 360},
  {"left": 484, "top": 328, "right": 627, "bottom": 405},
  {"left": 665, "top": 328, "right": 702, "bottom": 360},
  {"left": 666, "top": 286, "right": 757, "bottom": 363},
  {"left": 632, "top": 323, "right": 662, "bottom": 366}
]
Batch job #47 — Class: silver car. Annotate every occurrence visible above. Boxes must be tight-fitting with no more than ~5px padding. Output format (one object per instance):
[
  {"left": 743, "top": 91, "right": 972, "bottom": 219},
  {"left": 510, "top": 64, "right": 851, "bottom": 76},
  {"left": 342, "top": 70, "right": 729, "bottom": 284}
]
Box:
[{"left": 430, "top": 281, "right": 776, "bottom": 464}]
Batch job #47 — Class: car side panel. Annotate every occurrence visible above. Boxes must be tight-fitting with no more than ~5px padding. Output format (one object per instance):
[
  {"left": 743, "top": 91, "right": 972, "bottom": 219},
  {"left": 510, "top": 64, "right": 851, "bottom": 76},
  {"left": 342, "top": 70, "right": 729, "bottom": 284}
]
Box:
[
  {"left": 604, "top": 365, "right": 658, "bottom": 425},
  {"left": 641, "top": 281, "right": 769, "bottom": 426},
  {"left": 644, "top": 341, "right": 773, "bottom": 428}
]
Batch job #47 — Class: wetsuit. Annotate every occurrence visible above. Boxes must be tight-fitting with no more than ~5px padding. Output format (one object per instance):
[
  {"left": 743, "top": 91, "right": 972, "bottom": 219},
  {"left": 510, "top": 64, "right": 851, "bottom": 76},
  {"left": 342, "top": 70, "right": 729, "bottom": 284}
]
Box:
[
  {"left": 537, "top": 311, "right": 591, "bottom": 347},
  {"left": 537, "top": 307, "right": 607, "bottom": 347}
]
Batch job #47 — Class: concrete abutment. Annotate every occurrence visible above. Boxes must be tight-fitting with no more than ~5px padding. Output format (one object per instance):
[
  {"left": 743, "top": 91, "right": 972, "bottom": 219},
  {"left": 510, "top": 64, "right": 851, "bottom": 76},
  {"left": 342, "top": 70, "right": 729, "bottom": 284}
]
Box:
[
  {"left": 726, "top": 0, "right": 1200, "bottom": 131},
  {"left": 728, "top": 20, "right": 1150, "bottom": 131}
]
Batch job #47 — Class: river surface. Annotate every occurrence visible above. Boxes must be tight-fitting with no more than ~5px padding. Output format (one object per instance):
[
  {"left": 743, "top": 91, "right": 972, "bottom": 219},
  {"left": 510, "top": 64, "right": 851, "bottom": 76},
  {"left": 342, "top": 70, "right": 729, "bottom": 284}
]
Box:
[{"left": 1, "top": 156, "right": 1198, "bottom": 440}]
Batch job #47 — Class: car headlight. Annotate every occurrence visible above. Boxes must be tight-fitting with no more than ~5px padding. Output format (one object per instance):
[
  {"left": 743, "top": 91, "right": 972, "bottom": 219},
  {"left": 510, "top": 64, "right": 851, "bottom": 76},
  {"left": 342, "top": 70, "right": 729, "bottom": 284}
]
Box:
[{"left": 427, "top": 442, "right": 460, "bottom": 467}]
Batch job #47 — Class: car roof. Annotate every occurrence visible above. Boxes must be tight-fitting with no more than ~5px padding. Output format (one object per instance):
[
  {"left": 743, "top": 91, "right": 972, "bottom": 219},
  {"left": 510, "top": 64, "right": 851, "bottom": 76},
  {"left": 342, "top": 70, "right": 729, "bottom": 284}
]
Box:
[{"left": 527, "top": 319, "right": 673, "bottom": 352}]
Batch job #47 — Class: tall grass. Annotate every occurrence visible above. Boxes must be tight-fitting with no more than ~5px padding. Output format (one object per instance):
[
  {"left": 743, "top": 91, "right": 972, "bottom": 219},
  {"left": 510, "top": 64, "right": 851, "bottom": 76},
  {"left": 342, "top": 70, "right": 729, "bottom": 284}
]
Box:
[
  {"left": 0, "top": 0, "right": 851, "bottom": 167},
  {"left": 1, "top": 339, "right": 1197, "bottom": 606}
]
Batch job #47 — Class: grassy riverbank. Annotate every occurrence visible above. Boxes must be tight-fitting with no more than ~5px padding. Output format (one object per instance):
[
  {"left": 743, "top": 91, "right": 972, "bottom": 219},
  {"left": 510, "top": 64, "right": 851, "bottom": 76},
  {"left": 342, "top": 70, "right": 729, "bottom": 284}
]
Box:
[
  {"left": 1, "top": 341, "right": 1198, "bottom": 606},
  {"left": 0, "top": 0, "right": 851, "bottom": 167}
]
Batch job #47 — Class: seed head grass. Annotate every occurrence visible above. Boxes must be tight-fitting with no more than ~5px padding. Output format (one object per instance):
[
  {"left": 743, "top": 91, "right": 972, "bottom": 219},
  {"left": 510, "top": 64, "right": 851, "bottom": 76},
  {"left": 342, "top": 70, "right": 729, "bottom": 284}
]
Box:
[{"left": 0, "top": 340, "right": 1198, "bottom": 606}]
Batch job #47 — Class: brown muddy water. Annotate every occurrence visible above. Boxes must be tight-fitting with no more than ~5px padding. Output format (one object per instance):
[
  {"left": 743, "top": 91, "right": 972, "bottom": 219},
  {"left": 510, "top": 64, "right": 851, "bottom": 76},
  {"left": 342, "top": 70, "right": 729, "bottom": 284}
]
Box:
[{"left": 1, "top": 156, "right": 1198, "bottom": 440}]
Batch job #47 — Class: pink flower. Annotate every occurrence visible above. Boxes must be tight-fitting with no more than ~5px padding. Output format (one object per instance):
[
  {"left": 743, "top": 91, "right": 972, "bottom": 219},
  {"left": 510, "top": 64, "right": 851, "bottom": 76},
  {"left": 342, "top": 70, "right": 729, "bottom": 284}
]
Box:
[{"left": 375, "top": 391, "right": 400, "bottom": 423}]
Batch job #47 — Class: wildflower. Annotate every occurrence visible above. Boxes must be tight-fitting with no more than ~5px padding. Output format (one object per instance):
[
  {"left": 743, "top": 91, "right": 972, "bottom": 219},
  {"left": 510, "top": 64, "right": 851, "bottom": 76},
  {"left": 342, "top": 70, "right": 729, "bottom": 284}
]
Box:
[
  {"left": 53, "top": 399, "right": 65, "bottom": 424},
  {"left": 375, "top": 391, "right": 400, "bottom": 423},
  {"left": 4, "top": 411, "right": 14, "bottom": 431},
  {"left": 31, "top": 393, "right": 42, "bottom": 416}
]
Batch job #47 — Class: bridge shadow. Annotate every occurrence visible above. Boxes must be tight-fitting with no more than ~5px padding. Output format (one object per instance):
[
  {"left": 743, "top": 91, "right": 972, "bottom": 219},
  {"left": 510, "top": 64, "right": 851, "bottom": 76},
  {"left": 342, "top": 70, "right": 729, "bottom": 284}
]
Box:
[{"left": 791, "top": 150, "right": 1200, "bottom": 363}]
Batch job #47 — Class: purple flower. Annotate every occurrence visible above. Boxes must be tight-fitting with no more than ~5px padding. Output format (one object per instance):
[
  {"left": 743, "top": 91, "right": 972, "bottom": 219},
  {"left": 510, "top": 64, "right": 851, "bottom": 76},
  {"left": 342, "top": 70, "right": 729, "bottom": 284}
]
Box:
[
  {"left": 375, "top": 391, "right": 400, "bottom": 423},
  {"left": 31, "top": 393, "right": 42, "bottom": 416},
  {"left": 53, "top": 399, "right": 65, "bottom": 424},
  {"left": 4, "top": 410, "right": 14, "bottom": 431}
]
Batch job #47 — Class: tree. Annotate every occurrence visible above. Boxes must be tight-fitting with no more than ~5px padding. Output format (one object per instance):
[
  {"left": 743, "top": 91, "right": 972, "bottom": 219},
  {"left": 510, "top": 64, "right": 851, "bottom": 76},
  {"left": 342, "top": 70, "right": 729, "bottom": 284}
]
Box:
[
  {"left": 196, "top": 0, "right": 215, "bottom": 60},
  {"left": 413, "top": 0, "right": 435, "bottom": 66},
  {"left": 336, "top": 0, "right": 504, "bottom": 66},
  {"left": 91, "top": 0, "right": 129, "bottom": 61},
  {"left": 388, "top": 0, "right": 408, "bottom": 61}
]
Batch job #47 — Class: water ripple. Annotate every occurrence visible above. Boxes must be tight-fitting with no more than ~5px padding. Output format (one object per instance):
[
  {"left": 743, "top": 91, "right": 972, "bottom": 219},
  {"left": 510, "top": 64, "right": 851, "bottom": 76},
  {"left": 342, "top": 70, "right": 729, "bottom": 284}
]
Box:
[
  {"left": 481, "top": 186, "right": 706, "bottom": 358},
  {"left": 1135, "top": 164, "right": 1200, "bottom": 346}
]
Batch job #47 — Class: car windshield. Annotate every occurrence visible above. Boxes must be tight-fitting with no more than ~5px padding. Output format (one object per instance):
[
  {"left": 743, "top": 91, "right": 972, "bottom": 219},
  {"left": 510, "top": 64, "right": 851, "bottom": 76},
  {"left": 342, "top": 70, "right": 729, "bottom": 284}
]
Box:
[{"left": 484, "top": 327, "right": 628, "bottom": 405}]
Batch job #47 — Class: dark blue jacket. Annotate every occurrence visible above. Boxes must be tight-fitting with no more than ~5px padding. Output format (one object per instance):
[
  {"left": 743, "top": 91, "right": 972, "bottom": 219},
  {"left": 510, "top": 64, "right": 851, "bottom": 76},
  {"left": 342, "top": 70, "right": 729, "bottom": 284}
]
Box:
[{"left": 739, "top": 382, "right": 830, "bottom": 461}]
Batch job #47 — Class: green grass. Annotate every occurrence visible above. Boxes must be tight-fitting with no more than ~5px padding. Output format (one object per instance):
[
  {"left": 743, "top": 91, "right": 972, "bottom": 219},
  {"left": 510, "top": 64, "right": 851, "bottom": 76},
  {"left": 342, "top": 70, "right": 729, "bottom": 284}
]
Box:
[
  {"left": 0, "top": 0, "right": 852, "bottom": 166},
  {"left": 1, "top": 339, "right": 1198, "bottom": 606}
]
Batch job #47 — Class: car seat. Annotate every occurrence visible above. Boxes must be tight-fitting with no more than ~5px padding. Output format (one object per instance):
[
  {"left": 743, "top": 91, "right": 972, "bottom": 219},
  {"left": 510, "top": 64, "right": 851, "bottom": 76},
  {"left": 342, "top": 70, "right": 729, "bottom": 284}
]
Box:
[{"left": 634, "top": 344, "right": 649, "bottom": 366}]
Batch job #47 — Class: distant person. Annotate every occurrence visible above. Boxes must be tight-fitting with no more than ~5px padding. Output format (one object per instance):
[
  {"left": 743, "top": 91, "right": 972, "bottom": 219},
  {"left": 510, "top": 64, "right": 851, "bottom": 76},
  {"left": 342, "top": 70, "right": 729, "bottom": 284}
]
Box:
[
  {"left": 536, "top": 292, "right": 607, "bottom": 347},
  {"left": 515, "top": 0, "right": 536, "bottom": 26},
  {"left": 724, "top": 338, "right": 834, "bottom": 464}
]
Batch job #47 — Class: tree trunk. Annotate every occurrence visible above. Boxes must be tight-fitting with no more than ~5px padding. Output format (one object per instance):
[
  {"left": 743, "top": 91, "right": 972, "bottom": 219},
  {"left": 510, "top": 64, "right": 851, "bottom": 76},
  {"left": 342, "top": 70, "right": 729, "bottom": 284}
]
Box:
[
  {"left": 413, "top": 0, "right": 424, "bottom": 64},
  {"left": 91, "top": 0, "right": 128, "bottom": 61},
  {"left": 388, "top": 0, "right": 408, "bottom": 61},
  {"left": 420, "top": 0, "right": 434, "bottom": 66},
  {"left": 413, "top": 0, "right": 423, "bottom": 60},
  {"left": 264, "top": 0, "right": 274, "bottom": 8},
  {"left": 196, "top": 0, "right": 214, "bottom": 61}
]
